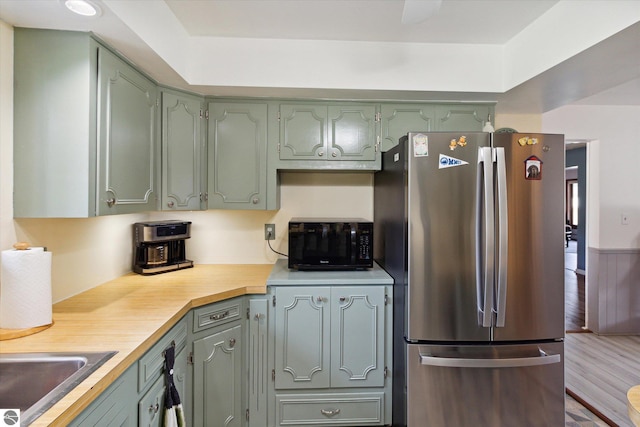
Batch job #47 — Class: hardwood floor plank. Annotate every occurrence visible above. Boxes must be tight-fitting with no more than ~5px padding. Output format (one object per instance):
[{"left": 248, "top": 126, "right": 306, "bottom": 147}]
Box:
[{"left": 566, "top": 333, "right": 640, "bottom": 427}]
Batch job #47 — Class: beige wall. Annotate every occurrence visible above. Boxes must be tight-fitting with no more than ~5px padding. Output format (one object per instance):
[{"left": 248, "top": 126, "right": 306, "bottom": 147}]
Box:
[{"left": 494, "top": 114, "right": 542, "bottom": 133}]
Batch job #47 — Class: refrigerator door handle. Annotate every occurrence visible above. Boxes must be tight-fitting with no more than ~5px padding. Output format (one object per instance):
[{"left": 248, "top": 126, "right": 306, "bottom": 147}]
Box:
[
  {"left": 476, "top": 147, "right": 495, "bottom": 327},
  {"left": 419, "top": 349, "right": 561, "bottom": 368},
  {"left": 494, "top": 147, "right": 508, "bottom": 327}
]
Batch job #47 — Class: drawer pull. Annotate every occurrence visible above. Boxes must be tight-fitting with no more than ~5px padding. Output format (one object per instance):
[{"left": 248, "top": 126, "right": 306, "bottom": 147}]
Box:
[
  {"left": 320, "top": 408, "right": 341, "bottom": 417},
  {"left": 210, "top": 310, "right": 230, "bottom": 321}
]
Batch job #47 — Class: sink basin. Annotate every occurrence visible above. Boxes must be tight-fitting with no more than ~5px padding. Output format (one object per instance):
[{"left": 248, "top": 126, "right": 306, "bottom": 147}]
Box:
[{"left": 0, "top": 351, "right": 116, "bottom": 425}]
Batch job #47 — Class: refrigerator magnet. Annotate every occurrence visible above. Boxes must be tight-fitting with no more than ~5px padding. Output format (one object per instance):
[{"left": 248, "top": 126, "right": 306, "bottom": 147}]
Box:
[
  {"left": 525, "top": 155, "right": 543, "bottom": 180},
  {"left": 413, "top": 134, "right": 429, "bottom": 157}
]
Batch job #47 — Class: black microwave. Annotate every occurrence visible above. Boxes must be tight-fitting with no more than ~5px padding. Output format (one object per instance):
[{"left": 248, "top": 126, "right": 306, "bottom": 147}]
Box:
[{"left": 288, "top": 218, "right": 373, "bottom": 270}]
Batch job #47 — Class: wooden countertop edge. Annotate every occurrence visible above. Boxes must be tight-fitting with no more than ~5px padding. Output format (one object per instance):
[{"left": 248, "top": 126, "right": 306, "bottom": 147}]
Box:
[
  {"left": 2, "top": 265, "right": 272, "bottom": 427},
  {"left": 629, "top": 385, "right": 640, "bottom": 427}
]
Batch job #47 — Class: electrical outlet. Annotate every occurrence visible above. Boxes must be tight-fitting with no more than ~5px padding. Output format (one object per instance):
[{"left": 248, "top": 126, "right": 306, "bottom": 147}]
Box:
[{"left": 265, "top": 223, "right": 275, "bottom": 240}]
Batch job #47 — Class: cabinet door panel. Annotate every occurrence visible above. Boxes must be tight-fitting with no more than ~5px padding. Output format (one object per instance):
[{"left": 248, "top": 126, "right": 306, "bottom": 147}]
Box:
[
  {"left": 97, "top": 47, "right": 158, "bottom": 215},
  {"left": 275, "top": 287, "right": 331, "bottom": 389},
  {"left": 380, "top": 104, "right": 435, "bottom": 151},
  {"left": 138, "top": 375, "right": 165, "bottom": 427},
  {"left": 193, "top": 324, "right": 243, "bottom": 427},
  {"left": 162, "top": 91, "right": 203, "bottom": 210},
  {"left": 279, "top": 104, "right": 326, "bottom": 160},
  {"left": 328, "top": 105, "right": 377, "bottom": 161},
  {"left": 249, "top": 299, "right": 269, "bottom": 427},
  {"left": 208, "top": 102, "right": 267, "bottom": 209},
  {"left": 330, "top": 286, "right": 386, "bottom": 388},
  {"left": 435, "top": 104, "right": 489, "bottom": 131}
]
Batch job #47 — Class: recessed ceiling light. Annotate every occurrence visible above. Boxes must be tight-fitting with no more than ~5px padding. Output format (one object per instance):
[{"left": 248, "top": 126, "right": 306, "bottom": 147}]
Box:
[{"left": 64, "top": 0, "right": 101, "bottom": 17}]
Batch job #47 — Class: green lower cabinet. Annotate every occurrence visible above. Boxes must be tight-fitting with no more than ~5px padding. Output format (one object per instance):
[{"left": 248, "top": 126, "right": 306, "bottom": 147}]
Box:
[
  {"left": 138, "top": 347, "right": 188, "bottom": 427},
  {"left": 271, "top": 286, "right": 391, "bottom": 426},
  {"left": 192, "top": 323, "right": 244, "bottom": 427},
  {"left": 248, "top": 298, "right": 270, "bottom": 427},
  {"left": 69, "top": 365, "right": 137, "bottom": 427}
]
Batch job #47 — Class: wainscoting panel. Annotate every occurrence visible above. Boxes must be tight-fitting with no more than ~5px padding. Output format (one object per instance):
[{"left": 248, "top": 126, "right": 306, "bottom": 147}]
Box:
[{"left": 587, "top": 248, "right": 640, "bottom": 334}]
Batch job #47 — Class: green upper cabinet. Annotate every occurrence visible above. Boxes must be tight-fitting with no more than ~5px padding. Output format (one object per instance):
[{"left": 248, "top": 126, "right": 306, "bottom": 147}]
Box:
[
  {"left": 434, "top": 104, "right": 492, "bottom": 132},
  {"left": 276, "top": 102, "right": 380, "bottom": 170},
  {"left": 278, "top": 103, "right": 327, "bottom": 160},
  {"left": 207, "top": 101, "right": 269, "bottom": 209},
  {"left": 14, "top": 29, "right": 98, "bottom": 218},
  {"left": 97, "top": 47, "right": 159, "bottom": 215},
  {"left": 380, "top": 104, "right": 436, "bottom": 152},
  {"left": 380, "top": 103, "right": 494, "bottom": 151},
  {"left": 13, "top": 29, "right": 159, "bottom": 217},
  {"left": 161, "top": 90, "right": 206, "bottom": 211}
]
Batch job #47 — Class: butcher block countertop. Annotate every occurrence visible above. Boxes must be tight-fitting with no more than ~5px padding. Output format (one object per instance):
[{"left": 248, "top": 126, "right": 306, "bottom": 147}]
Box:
[{"left": 0, "top": 264, "right": 272, "bottom": 426}]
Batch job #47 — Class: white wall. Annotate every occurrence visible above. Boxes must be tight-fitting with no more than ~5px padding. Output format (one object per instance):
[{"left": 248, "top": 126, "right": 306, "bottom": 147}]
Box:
[
  {"left": 543, "top": 105, "right": 640, "bottom": 249},
  {"left": 0, "top": 21, "right": 16, "bottom": 252},
  {"left": 1, "top": 18, "right": 373, "bottom": 303}
]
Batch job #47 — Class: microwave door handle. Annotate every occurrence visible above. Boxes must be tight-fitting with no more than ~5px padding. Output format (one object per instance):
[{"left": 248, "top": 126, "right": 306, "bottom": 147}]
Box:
[{"left": 350, "top": 225, "right": 357, "bottom": 264}]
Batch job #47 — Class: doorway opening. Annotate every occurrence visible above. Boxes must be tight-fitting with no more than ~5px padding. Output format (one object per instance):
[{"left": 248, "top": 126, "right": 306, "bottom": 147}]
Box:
[{"left": 565, "top": 143, "right": 587, "bottom": 333}]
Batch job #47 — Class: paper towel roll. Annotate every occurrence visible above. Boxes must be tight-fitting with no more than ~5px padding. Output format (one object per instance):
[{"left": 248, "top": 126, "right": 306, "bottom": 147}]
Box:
[{"left": 1, "top": 247, "right": 53, "bottom": 329}]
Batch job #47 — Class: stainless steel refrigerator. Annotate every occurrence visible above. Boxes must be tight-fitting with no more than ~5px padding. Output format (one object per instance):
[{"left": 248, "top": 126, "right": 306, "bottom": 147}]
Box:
[{"left": 374, "top": 132, "right": 565, "bottom": 426}]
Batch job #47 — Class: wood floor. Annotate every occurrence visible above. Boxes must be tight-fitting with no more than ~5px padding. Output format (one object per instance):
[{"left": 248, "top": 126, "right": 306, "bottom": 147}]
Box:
[
  {"left": 565, "top": 333, "right": 640, "bottom": 427},
  {"left": 564, "top": 241, "right": 640, "bottom": 427}
]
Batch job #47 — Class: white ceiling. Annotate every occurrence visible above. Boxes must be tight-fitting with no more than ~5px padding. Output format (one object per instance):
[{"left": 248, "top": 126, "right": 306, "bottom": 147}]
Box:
[
  {"left": 164, "top": 0, "right": 558, "bottom": 44},
  {"left": 1, "top": 0, "right": 639, "bottom": 113}
]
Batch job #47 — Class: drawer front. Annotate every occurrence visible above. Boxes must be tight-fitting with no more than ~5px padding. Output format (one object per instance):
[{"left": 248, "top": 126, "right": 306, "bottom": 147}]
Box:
[
  {"left": 193, "top": 298, "right": 242, "bottom": 333},
  {"left": 138, "top": 318, "right": 187, "bottom": 392},
  {"left": 138, "top": 375, "right": 165, "bottom": 427},
  {"left": 276, "top": 392, "right": 384, "bottom": 426}
]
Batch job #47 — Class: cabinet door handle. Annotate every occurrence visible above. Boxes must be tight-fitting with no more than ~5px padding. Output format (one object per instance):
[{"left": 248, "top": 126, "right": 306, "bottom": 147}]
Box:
[
  {"left": 316, "top": 296, "right": 325, "bottom": 303},
  {"left": 229, "top": 338, "right": 236, "bottom": 348},
  {"left": 318, "top": 150, "right": 324, "bottom": 157},
  {"left": 320, "top": 408, "right": 341, "bottom": 417},
  {"left": 149, "top": 402, "right": 159, "bottom": 414},
  {"left": 339, "top": 297, "right": 347, "bottom": 302},
  {"left": 106, "top": 198, "right": 116, "bottom": 207},
  {"left": 167, "top": 201, "right": 174, "bottom": 208},
  {"left": 331, "top": 151, "right": 338, "bottom": 158},
  {"left": 210, "top": 310, "right": 229, "bottom": 321},
  {"left": 252, "top": 197, "right": 259, "bottom": 204}
]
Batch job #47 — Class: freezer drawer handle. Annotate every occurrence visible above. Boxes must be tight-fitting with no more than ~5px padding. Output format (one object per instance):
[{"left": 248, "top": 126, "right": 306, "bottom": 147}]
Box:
[{"left": 419, "top": 350, "right": 561, "bottom": 368}]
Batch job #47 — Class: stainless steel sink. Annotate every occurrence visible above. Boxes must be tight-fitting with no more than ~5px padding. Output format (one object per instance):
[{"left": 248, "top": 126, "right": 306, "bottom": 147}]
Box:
[{"left": 0, "top": 351, "right": 116, "bottom": 425}]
